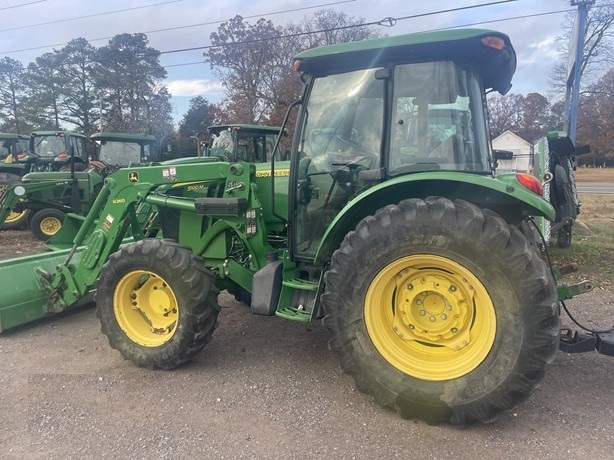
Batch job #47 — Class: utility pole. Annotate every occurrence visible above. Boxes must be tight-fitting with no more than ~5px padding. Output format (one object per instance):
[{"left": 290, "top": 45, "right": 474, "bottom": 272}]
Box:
[{"left": 563, "top": 0, "right": 595, "bottom": 143}]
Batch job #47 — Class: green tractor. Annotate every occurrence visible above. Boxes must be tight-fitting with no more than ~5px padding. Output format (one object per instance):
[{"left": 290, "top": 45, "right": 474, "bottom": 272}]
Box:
[
  {"left": 0, "top": 130, "right": 89, "bottom": 231},
  {"left": 206, "top": 124, "right": 286, "bottom": 161},
  {"left": 0, "top": 29, "right": 600, "bottom": 425},
  {"left": 0, "top": 133, "right": 30, "bottom": 170},
  {"left": 0, "top": 133, "right": 31, "bottom": 229},
  {"left": 0, "top": 132, "right": 156, "bottom": 240}
]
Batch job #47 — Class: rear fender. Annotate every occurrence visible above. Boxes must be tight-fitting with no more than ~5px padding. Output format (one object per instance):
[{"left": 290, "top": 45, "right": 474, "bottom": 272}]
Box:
[{"left": 314, "top": 171, "right": 555, "bottom": 264}]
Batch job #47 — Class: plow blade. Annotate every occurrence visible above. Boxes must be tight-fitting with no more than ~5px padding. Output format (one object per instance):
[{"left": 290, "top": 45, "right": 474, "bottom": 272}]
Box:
[{"left": 0, "top": 247, "right": 92, "bottom": 332}]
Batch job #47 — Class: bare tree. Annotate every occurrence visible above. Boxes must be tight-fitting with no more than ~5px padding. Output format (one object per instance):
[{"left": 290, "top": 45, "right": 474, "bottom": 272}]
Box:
[
  {"left": 550, "top": 1, "right": 614, "bottom": 97},
  {"left": 204, "top": 10, "right": 380, "bottom": 126}
]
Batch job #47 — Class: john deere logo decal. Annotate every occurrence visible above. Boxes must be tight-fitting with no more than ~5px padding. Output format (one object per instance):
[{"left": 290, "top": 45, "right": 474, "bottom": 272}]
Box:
[{"left": 128, "top": 171, "right": 139, "bottom": 183}]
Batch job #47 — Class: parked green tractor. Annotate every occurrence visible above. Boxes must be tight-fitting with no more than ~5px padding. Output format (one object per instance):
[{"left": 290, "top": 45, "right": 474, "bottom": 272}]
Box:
[
  {"left": 0, "top": 29, "right": 601, "bottom": 425},
  {"left": 0, "top": 132, "right": 156, "bottom": 240},
  {"left": 206, "top": 124, "right": 286, "bottom": 162},
  {"left": 0, "top": 133, "right": 31, "bottom": 229},
  {"left": 0, "top": 133, "right": 30, "bottom": 170}
]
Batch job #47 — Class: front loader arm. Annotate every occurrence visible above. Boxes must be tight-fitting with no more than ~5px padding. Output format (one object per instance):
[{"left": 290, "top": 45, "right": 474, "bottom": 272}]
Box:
[
  {"left": 38, "top": 161, "right": 234, "bottom": 311},
  {"left": 0, "top": 179, "right": 64, "bottom": 227}
]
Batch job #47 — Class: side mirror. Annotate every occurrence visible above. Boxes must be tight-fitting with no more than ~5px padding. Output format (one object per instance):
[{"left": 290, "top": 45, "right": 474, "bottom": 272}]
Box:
[{"left": 493, "top": 150, "right": 513, "bottom": 160}]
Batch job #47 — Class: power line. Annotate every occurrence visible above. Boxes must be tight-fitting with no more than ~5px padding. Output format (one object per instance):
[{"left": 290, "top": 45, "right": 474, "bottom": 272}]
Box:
[
  {"left": 0, "top": 1, "right": 46, "bottom": 11},
  {"left": 156, "top": 3, "right": 576, "bottom": 70},
  {"left": 0, "top": 0, "right": 183, "bottom": 33},
  {"left": 0, "top": 0, "right": 588, "bottom": 70},
  {"left": 437, "top": 8, "right": 573, "bottom": 30},
  {"left": 154, "top": 0, "right": 524, "bottom": 56},
  {"left": 0, "top": 0, "right": 356, "bottom": 56}
]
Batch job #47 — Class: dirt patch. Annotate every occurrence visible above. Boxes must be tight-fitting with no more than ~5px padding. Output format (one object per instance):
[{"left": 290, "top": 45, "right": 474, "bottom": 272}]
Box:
[{"left": 0, "top": 230, "right": 47, "bottom": 260}]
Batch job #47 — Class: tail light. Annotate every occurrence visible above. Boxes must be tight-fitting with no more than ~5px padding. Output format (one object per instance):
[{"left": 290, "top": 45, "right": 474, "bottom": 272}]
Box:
[{"left": 516, "top": 173, "right": 543, "bottom": 195}]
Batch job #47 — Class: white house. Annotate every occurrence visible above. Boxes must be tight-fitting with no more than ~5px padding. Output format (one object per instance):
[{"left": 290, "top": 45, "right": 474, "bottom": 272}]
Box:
[{"left": 492, "top": 130, "right": 533, "bottom": 173}]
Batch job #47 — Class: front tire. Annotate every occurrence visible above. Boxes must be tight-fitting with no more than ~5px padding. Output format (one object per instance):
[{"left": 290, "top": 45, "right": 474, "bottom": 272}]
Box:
[
  {"left": 322, "top": 198, "right": 559, "bottom": 425},
  {"left": 30, "top": 208, "right": 65, "bottom": 240},
  {"left": 1, "top": 208, "right": 29, "bottom": 230},
  {"left": 96, "top": 239, "right": 220, "bottom": 369}
]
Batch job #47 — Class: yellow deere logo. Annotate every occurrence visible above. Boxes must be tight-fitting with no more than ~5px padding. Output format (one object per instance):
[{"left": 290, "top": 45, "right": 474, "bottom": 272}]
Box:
[{"left": 128, "top": 171, "right": 139, "bottom": 183}]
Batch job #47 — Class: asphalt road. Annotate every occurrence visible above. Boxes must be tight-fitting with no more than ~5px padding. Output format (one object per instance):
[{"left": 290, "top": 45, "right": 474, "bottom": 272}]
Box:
[
  {"left": 1, "top": 288, "right": 614, "bottom": 459},
  {"left": 576, "top": 181, "right": 614, "bottom": 194}
]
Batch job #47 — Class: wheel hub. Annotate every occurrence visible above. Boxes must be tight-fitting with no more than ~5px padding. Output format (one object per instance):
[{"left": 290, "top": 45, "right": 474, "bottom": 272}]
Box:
[
  {"left": 393, "top": 272, "right": 473, "bottom": 350},
  {"left": 40, "top": 216, "right": 61, "bottom": 235},
  {"left": 115, "top": 270, "right": 178, "bottom": 346},
  {"left": 364, "top": 254, "right": 497, "bottom": 381}
]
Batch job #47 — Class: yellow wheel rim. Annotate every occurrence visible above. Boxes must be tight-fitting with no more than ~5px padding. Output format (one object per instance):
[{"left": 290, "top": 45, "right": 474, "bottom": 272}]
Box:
[
  {"left": 39, "top": 216, "right": 62, "bottom": 236},
  {"left": 114, "top": 270, "right": 178, "bottom": 347},
  {"left": 365, "top": 254, "right": 496, "bottom": 381},
  {"left": 6, "top": 209, "right": 27, "bottom": 224}
]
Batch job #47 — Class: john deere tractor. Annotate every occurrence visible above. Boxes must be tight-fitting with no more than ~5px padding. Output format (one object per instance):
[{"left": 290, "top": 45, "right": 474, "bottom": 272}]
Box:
[
  {"left": 0, "top": 133, "right": 30, "bottom": 229},
  {"left": 206, "top": 124, "right": 286, "bottom": 161},
  {"left": 0, "top": 132, "right": 156, "bottom": 240},
  {"left": 0, "top": 29, "right": 600, "bottom": 425}
]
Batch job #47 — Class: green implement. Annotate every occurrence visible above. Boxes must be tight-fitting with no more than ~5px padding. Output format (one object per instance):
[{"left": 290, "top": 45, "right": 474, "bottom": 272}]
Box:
[{"left": 0, "top": 247, "right": 91, "bottom": 332}]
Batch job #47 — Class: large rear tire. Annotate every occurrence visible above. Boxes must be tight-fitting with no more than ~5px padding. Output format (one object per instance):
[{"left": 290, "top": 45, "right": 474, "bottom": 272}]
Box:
[
  {"left": 322, "top": 198, "right": 559, "bottom": 425},
  {"left": 96, "top": 239, "right": 220, "bottom": 369}
]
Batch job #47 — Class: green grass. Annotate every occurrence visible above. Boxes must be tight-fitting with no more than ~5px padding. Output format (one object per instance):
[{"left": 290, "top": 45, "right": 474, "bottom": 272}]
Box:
[{"left": 548, "top": 219, "right": 614, "bottom": 290}]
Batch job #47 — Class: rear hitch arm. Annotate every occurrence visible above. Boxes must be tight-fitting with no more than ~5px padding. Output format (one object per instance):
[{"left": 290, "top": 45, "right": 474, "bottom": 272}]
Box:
[{"left": 557, "top": 280, "right": 593, "bottom": 301}]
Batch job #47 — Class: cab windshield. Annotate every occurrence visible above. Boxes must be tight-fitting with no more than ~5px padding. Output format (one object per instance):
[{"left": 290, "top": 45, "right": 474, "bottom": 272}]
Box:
[
  {"left": 209, "top": 130, "right": 281, "bottom": 162},
  {"left": 33, "top": 135, "right": 67, "bottom": 157},
  {"left": 99, "top": 141, "right": 149, "bottom": 166}
]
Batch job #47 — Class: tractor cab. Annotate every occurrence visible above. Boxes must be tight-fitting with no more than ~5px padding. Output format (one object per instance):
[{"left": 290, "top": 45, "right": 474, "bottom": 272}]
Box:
[
  {"left": 29, "top": 130, "right": 88, "bottom": 171},
  {"left": 90, "top": 132, "right": 157, "bottom": 171},
  {"left": 207, "top": 124, "right": 284, "bottom": 163},
  {"left": 290, "top": 31, "right": 515, "bottom": 260},
  {"left": 0, "top": 133, "right": 29, "bottom": 164},
  {"left": 0, "top": 133, "right": 30, "bottom": 182}
]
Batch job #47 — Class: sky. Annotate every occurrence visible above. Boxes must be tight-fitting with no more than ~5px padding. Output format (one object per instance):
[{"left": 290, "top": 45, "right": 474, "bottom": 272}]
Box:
[{"left": 0, "top": 0, "right": 577, "bottom": 127}]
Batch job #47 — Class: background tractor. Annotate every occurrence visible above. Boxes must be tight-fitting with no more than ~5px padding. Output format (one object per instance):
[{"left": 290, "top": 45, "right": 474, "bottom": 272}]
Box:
[
  {"left": 533, "top": 131, "right": 590, "bottom": 248},
  {"left": 0, "top": 133, "right": 31, "bottom": 229},
  {"left": 206, "top": 124, "right": 286, "bottom": 162},
  {"left": 0, "top": 132, "right": 155, "bottom": 240},
  {"left": 0, "top": 29, "right": 600, "bottom": 426}
]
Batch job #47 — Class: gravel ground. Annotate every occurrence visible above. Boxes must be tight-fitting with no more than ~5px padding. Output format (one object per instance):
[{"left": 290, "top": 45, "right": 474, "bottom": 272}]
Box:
[{"left": 1, "top": 229, "right": 613, "bottom": 459}]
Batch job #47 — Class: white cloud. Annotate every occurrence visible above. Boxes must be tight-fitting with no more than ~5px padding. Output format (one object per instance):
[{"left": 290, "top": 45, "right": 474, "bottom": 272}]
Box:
[{"left": 167, "top": 79, "right": 224, "bottom": 97}]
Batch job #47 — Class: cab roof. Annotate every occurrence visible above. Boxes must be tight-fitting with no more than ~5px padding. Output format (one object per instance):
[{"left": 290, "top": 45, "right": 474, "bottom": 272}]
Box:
[
  {"left": 293, "top": 28, "right": 516, "bottom": 94},
  {"left": 90, "top": 132, "right": 157, "bottom": 144},
  {"left": 0, "top": 133, "right": 28, "bottom": 140},
  {"left": 207, "top": 124, "right": 283, "bottom": 135},
  {"left": 31, "top": 130, "right": 87, "bottom": 139}
]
